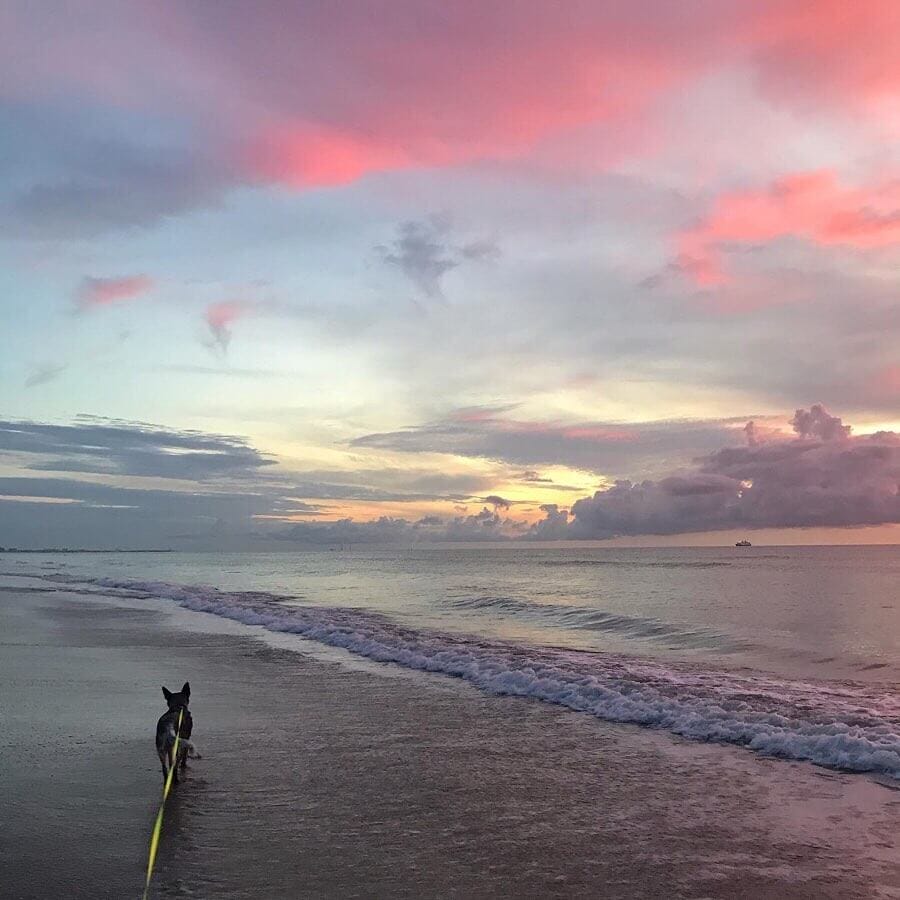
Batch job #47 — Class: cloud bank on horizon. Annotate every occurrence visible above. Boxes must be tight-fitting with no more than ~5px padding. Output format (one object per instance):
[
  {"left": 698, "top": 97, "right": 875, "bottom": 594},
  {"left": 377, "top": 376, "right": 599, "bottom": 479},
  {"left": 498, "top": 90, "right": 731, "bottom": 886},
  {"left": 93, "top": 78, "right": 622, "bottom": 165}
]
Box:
[
  {"left": 0, "top": 407, "right": 896, "bottom": 548},
  {"left": 0, "top": 1, "right": 897, "bottom": 547}
]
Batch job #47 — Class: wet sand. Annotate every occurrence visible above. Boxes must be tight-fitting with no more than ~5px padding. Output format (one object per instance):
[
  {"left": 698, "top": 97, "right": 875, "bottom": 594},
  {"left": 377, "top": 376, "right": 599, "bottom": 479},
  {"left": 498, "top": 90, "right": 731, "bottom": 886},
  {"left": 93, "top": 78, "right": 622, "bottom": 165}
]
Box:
[{"left": 1, "top": 584, "right": 898, "bottom": 899}]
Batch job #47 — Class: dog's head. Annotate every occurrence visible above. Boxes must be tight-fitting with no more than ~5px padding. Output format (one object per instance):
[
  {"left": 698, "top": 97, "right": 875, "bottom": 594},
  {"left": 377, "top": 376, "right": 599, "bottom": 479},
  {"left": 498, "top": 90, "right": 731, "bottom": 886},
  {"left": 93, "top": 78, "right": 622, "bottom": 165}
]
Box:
[{"left": 162, "top": 682, "right": 191, "bottom": 712}]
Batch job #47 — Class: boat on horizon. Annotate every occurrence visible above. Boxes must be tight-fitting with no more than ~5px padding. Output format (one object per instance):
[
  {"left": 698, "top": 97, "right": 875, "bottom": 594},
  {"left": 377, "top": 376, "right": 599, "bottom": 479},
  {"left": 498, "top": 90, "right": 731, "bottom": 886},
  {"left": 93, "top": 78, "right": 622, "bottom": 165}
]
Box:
[{"left": 735, "top": 539, "right": 752, "bottom": 547}]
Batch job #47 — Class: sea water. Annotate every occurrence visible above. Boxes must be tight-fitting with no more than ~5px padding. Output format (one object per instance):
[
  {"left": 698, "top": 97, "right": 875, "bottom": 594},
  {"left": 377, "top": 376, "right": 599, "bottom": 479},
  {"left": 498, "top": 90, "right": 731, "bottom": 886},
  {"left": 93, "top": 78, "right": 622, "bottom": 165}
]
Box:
[{"left": 2, "top": 545, "right": 898, "bottom": 777}]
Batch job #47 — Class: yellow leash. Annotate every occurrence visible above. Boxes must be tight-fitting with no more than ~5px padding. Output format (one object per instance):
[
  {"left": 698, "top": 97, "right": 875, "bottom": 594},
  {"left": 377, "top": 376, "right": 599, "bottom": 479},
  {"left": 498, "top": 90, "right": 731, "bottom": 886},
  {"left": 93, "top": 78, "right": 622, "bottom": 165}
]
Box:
[{"left": 142, "top": 707, "right": 184, "bottom": 900}]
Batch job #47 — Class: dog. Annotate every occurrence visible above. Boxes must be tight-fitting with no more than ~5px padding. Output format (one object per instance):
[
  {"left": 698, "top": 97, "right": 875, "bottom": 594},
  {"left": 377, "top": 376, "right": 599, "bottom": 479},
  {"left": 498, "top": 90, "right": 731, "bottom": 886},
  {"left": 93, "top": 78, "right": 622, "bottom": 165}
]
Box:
[{"left": 156, "top": 682, "right": 201, "bottom": 782}]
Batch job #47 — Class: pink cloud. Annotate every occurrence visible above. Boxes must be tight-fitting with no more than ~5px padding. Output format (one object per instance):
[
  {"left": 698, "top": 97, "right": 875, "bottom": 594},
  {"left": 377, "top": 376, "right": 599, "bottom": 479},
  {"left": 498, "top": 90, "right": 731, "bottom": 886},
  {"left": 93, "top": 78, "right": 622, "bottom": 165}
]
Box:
[
  {"left": 746, "top": 0, "right": 900, "bottom": 121},
  {"left": 448, "top": 408, "right": 637, "bottom": 442},
  {"left": 77, "top": 275, "right": 154, "bottom": 308},
  {"left": 194, "top": 5, "right": 723, "bottom": 186},
  {"left": 221, "top": 3, "right": 898, "bottom": 187},
  {"left": 560, "top": 426, "right": 638, "bottom": 443},
  {"left": 869, "top": 365, "right": 900, "bottom": 401},
  {"left": 678, "top": 170, "right": 900, "bottom": 285},
  {"left": 246, "top": 127, "right": 412, "bottom": 188},
  {"left": 204, "top": 300, "right": 250, "bottom": 353},
  {"left": 3, "top": 2, "right": 897, "bottom": 194}
]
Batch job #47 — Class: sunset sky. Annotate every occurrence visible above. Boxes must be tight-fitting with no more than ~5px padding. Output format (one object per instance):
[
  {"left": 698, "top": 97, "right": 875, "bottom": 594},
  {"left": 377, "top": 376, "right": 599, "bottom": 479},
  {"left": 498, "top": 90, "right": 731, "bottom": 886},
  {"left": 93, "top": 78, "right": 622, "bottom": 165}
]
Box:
[{"left": 0, "top": 0, "right": 897, "bottom": 548}]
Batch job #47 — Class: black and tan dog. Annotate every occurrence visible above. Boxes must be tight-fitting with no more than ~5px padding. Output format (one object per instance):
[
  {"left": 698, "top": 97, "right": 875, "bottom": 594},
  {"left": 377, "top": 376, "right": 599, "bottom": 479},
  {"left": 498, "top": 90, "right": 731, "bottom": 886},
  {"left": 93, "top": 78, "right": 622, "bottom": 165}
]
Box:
[{"left": 155, "top": 682, "right": 201, "bottom": 782}]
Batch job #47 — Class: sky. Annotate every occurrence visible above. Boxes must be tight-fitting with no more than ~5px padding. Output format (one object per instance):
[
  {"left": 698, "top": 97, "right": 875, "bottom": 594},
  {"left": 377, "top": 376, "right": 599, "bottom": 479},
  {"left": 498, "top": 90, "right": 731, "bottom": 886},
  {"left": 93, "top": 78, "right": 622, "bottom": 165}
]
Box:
[{"left": 0, "top": 0, "right": 897, "bottom": 549}]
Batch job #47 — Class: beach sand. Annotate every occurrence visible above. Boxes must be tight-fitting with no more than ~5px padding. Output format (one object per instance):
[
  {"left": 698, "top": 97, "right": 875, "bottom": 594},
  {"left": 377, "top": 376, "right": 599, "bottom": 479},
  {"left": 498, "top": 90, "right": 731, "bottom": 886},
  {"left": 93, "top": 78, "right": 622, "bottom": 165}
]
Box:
[{"left": 1, "top": 583, "right": 897, "bottom": 899}]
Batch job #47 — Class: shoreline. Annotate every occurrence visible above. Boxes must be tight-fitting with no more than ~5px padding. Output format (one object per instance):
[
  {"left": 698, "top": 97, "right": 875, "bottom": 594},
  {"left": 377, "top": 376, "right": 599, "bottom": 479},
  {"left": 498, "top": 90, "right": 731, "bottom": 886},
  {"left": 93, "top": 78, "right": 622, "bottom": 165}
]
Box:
[{"left": 1, "top": 583, "right": 898, "bottom": 899}]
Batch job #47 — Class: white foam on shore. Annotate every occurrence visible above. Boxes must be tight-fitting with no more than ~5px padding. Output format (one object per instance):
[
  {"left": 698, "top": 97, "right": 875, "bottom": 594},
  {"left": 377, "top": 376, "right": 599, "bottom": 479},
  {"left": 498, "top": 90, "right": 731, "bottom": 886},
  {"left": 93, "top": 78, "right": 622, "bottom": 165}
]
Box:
[{"left": 45, "top": 573, "right": 900, "bottom": 778}]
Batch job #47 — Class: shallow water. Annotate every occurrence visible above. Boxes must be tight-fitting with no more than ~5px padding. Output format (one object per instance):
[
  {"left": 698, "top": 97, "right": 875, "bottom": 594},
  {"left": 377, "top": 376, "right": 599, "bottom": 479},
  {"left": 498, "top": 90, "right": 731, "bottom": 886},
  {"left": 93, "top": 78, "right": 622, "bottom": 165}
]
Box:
[{"left": 2, "top": 546, "right": 897, "bottom": 779}]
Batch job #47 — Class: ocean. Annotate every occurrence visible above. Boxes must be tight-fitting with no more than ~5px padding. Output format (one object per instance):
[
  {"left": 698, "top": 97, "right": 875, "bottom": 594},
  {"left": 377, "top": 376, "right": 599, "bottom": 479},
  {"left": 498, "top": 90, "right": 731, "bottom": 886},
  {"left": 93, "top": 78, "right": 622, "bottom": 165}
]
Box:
[{"left": 4, "top": 545, "right": 897, "bottom": 779}]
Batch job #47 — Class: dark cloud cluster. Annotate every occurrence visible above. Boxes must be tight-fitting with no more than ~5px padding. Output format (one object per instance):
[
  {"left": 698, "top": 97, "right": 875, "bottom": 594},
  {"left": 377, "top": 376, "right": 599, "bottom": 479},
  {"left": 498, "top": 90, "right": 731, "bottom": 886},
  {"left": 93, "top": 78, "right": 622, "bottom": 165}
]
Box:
[
  {"left": 532, "top": 407, "right": 900, "bottom": 538},
  {"left": 279, "top": 506, "right": 515, "bottom": 546},
  {"left": 531, "top": 503, "right": 570, "bottom": 537},
  {"left": 0, "top": 417, "right": 275, "bottom": 481},
  {"left": 376, "top": 216, "right": 498, "bottom": 299},
  {"left": 790, "top": 404, "right": 851, "bottom": 442}
]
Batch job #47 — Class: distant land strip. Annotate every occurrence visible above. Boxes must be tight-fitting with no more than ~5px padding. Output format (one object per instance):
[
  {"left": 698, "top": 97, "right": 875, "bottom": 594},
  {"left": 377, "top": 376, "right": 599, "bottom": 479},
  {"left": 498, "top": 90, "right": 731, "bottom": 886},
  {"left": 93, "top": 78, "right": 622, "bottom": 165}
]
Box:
[{"left": 0, "top": 548, "right": 173, "bottom": 553}]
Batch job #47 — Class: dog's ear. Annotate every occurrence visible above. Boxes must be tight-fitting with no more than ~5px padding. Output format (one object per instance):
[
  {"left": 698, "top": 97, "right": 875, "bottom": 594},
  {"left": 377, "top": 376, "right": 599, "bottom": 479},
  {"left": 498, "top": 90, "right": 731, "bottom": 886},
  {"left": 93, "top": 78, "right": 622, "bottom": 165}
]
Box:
[
  {"left": 162, "top": 686, "right": 172, "bottom": 702},
  {"left": 181, "top": 682, "right": 191, "bottom": 700}
]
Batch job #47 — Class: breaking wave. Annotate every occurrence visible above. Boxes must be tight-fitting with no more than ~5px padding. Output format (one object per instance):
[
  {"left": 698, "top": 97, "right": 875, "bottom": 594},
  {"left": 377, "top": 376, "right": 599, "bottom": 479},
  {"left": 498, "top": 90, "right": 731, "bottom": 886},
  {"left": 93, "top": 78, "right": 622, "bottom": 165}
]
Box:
[{"left": 45, "top": 573, "right": 900, "bottom": 779}]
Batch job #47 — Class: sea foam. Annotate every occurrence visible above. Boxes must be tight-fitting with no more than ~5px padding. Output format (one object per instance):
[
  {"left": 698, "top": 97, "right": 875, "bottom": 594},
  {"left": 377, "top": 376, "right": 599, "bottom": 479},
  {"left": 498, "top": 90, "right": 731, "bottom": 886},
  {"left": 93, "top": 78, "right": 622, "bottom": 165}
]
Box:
[{"left": 47, "top": 573, "right": 900, "bottom": 778}]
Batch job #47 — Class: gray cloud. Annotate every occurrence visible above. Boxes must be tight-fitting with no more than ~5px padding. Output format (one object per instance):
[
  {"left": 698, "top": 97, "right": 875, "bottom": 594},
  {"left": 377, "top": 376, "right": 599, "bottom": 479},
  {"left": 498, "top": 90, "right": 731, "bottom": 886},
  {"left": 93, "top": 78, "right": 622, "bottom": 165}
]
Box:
[
  {"left": 514, "top": 470, "right": 583, "bottom": 491},
  {"left": 286, "top": 468, "right": 494, "bottom": 503},
  {"left": 0, "top": 123, "right": 232, "bottom": 239},
  {"left": 24, "top": 363, "right": 68, "bottom": 388},
  {"left": 0, "top": 417, "right": 275, "bottom": 481},
  {"left": 675, "top": 270, "right": 900, "bottom": 418},
  {"left": 529, "top": 503, "right": 570, "bottom": 538},
  {"left": 0, "top": 475, "right": 519, "bottom": 548},
  {"left": 352, "top": 410, "right": 756, "bottom": 479},
  {"left": 278, "top": 506, "right": 516, "bottom": 546},
  {"left": 518, "top": 470, "right": 554, "bottom": 483},
  {"left": 376, "top": 215, "right": 498, "bottom": 299},
  {"left": 275, "top": 499, "right": 327, "bottom": 516},
  {"left": 790, "top": 404, "right": 851, "bottom": 442},
  {"left": 535, "top": 407, "right": 900, "bottom": 539},
  {"left": 0, "top": 477, "right": 277, "bottom": 549}
]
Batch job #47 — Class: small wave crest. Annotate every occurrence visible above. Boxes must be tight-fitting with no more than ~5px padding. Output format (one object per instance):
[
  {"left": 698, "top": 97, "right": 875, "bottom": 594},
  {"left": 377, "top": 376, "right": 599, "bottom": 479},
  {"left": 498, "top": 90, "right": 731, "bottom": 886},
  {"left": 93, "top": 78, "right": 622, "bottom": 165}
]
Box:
[
  {"left": 536, "top": 559, "right": 733, "bottom": 569},
  {"left": 444, "top": 594, "right": 748, "bottom": 651},
  {"left": 44, "top": 573, "right": 900, "bottom": 778}
]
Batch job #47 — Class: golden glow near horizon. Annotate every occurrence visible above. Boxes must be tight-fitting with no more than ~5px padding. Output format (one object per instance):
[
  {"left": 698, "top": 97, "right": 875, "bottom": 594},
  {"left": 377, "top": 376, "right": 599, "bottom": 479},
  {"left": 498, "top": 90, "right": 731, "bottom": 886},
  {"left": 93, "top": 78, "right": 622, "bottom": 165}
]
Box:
[{"left": 256, "top": 462, "right": 606, "bottom": 525}]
